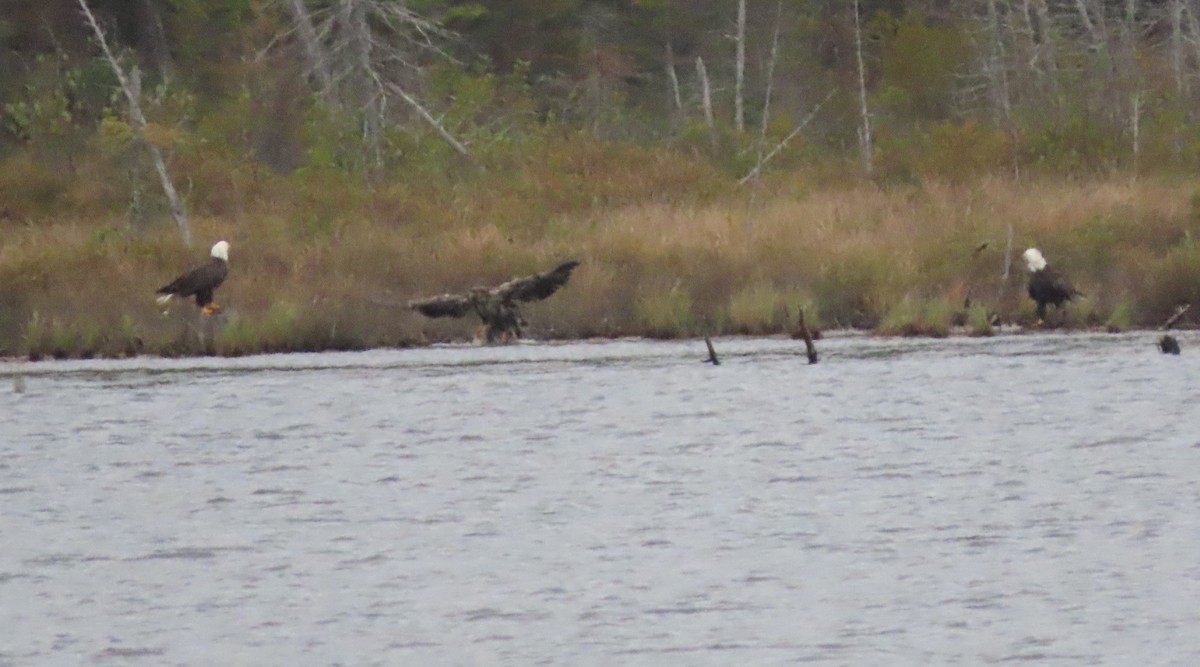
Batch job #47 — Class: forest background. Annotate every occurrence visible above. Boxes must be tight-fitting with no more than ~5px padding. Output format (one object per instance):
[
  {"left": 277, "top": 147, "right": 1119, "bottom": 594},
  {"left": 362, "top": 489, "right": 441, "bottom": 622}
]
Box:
[{"left": 3, "top": 0, "right": 1200, "bottom": 358}]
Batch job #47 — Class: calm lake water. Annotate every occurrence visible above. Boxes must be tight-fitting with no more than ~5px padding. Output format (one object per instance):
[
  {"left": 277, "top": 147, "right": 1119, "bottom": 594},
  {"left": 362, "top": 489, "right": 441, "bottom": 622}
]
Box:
[{"left": 1, "top": 332, "right": 1198, "bottom": 665}]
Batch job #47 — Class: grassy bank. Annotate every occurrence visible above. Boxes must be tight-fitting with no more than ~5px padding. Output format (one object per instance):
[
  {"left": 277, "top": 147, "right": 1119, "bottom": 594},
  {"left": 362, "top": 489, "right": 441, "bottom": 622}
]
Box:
[{"left": 2, "top": 139, "right": 1199, "bottom": 359}]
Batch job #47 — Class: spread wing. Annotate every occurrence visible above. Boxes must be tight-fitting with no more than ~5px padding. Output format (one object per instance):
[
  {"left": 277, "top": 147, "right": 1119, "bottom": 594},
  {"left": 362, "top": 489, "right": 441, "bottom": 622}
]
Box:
[
  {"left": 496, "top": 260, "right": 580, "bottom": 303},
  {"left": 408, "top": 292, "right": 474, "bottom": 319},
  {"left": 157, "top": 258, "right": 228, "bottom": 297}
]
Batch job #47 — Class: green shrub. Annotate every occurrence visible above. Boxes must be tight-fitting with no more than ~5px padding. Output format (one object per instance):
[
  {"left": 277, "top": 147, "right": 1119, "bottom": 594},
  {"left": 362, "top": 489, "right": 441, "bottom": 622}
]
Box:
[
  {"left": 878, "top": 296, "right": 951, "bottom": 338},
  {"left": 636, "top": 286, "right": 694, "bottom": 338}
]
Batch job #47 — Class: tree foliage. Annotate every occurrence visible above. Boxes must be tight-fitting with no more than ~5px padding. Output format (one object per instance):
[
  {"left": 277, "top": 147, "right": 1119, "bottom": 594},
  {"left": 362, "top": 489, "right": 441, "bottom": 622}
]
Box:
[{"left": 3, "top": 0, "right": 1200, "bottom": 201}]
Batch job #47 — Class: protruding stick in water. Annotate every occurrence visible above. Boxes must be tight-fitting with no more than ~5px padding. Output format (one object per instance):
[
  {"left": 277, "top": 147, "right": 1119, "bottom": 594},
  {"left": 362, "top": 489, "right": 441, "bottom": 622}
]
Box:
[
  {"left": 797, "top": 305, "right": 818, "bottom": 364},
  {"left": 704, "top": 335, "right": 720, "bottom": 365}
]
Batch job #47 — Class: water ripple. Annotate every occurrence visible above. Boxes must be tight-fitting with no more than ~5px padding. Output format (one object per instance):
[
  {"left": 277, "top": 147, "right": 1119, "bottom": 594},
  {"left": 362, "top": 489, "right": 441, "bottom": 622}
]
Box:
[{"left": 2, "top": 332, "right": 1199, "bottom": 664}]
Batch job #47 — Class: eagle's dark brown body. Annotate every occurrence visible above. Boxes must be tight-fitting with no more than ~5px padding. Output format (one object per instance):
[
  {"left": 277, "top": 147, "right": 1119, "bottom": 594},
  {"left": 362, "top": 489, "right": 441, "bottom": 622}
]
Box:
[
  {"left": 156, "top": 241, "right": 230, "bottom": 314},
  {"left": 1023, "top": 248, "right": 1080, "bottom": 320},
  {"left": 1027, "top": 266, "right": 1078, "bottom": 319},
  {"left": 409, "top": 260, "right": 580, "bottom": 342}
]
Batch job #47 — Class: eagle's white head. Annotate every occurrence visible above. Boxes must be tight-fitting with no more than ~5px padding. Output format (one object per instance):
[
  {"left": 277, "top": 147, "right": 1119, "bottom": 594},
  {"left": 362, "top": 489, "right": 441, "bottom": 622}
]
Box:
[
  {"left": 1023, "top": 247, "right": 1046, "bottom": 272},
  {"left": 211, "top": 240, "right": 230, "bottom": 262}
]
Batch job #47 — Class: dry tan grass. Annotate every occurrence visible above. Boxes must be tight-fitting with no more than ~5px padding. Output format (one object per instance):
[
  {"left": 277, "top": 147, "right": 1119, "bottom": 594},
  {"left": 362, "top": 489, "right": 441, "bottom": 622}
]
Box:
[{"left": 4, "top": 157, "right": 1200, "bottom": 357}]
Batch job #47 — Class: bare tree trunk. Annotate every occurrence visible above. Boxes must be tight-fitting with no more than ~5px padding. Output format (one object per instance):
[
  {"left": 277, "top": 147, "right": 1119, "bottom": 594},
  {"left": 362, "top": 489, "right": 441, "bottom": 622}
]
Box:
[
  {"left": 745, "top": 0, "right": 784, "bottom": 235},
  {"left": 134, "top": 0, "right": 173, "bottom": 80},
  {"left": 734, "top": 0, "right": 746, "bottom": 132},
  {"left": 342, "top": 0, "right": 383, "bottom": 171},
  {"left": 77, "top": 0, "right": 190, "bottom": 245},
  {"left": 1171, "top": 0, "right": 1186, "bottom": 96},
  {"left": 1183, "top": 4, "right": 1200, "bottom": 83},
  {"left": 757, "top": 0, "right": 784, "bottom": 158},
  {"left": 283, "top": 0, "right": 336, "bottom": 105},
  {"left": 1074, "top": 0, "right": 1103, "bottom": 49},
  {"left": 665, "top": 42, "right": 683, "bottom": 112},
  {"left": 1030, "top": 0, "right": 1061, "bottom": 101},
  {"left": 1002, "top": 223, "right": 1013, "bottom": 282},
  {"left": 852, "top": 0, "right": 873, "bottom": 175},
  {"left": 985, "top": 0, "right": 1013, "bottom": 124},
  {"left": 696, "top": 56, "right": 717, "bottom": 151},
  {"left": 1131, "top": 91, "right": 1141, "bottom": 174}
]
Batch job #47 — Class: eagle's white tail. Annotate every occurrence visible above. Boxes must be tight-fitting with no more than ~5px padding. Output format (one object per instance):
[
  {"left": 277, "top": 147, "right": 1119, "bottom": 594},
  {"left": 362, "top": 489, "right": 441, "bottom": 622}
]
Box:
[{"left": 156, "top": 294, "right": 173, "bottom": 306}]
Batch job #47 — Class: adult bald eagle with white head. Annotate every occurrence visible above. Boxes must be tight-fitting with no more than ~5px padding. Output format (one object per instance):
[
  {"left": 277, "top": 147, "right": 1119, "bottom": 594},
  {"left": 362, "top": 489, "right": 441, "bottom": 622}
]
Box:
[
  {"left": 1023, "top": 248, "right": 1080, "bottom": 321},
  {"left": 156, "top": 240, "right": 230, "bottom": 315}
]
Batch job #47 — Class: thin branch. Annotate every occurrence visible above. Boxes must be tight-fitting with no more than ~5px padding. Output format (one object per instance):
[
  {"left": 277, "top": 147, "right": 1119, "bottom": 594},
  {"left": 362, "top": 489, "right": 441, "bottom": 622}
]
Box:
[
  {"left": 384, "top": 81, "right": 474, "bottom": 162},
  {"left": 738, "top": 89, "right": 835, "bottom": 186}
]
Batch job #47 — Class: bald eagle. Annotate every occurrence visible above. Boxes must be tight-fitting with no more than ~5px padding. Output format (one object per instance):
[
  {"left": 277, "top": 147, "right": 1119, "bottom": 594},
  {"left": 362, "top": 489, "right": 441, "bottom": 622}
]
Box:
[
  {"left": 409, "top": 260, "right": 580, "bottom": 343},
  {"left": 156, "top": 241, "right": 230, "bottom": 316},
  {"left": 1023, "top": 248, "right": 1080, "bottom": 320}
]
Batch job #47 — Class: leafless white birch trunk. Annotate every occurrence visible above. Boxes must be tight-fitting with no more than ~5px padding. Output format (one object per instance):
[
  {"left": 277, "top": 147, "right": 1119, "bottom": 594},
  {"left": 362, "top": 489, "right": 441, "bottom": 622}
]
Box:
[
  {"left": 1130, "top": 91, "right": 1141, "bottom": 173},
  {"left": 1029, "top": 0, "right": 1061, "bottom": 100},
  {"left": 852, "top": 0, "right": 873, "bottom": 175},
  {"left": 77, "top": 0, "right": 190, "bottom": 245},
  {"left": 1171, "top": 0, "right": 1185, "bottom": 95},
  {"left": 745, "top": 0, "right": 784, "bottom": 234},
  {"left": 1182, "top": 4, "right": 1200, "bottom": 82},
  {"left": 985, "top": 0, "right": 1013, "bottom": 124},
  {"left": 734, "top": 0, "right": 746, "bottom": 132},
  {"left": 696, "top": 56, "right": 717, "bottom": 151},
  {"left": 665, "top": 42, "right": 683, "bottom": 112},
  {"left": 341, "top": 0, "right": 384, "bottom": 170}
]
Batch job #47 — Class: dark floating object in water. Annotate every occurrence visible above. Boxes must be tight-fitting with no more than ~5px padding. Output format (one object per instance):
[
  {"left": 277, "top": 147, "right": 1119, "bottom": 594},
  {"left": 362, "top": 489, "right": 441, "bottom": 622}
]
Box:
[
  {"left": 703, "top": 336, "right": 720, "bottom": 365},
  {"left": 1159, "top": 334, "right": 1181, "bottom": 355}
]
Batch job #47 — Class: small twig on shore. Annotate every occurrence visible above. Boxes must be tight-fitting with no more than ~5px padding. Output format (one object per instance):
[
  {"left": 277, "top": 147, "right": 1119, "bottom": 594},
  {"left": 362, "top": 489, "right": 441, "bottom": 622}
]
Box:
[
  {"left": 703, "top": 335, "right": 720, "bottom": 365},
  {"left": 1001, "top": 223, "right": 1013, "bottom": 283},
  {"left": 1159, "top": 304, "right": 1190, "bottom": 331},
  {"left": 796, "top": 305, "right": 818, "bottom": 364}
]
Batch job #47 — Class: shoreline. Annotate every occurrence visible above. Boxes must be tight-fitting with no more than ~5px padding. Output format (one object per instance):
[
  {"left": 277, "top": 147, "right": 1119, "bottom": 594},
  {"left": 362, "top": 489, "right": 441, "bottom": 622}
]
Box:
[{"left": 2, "top": 324, "right": 1189, "bottom": 366}]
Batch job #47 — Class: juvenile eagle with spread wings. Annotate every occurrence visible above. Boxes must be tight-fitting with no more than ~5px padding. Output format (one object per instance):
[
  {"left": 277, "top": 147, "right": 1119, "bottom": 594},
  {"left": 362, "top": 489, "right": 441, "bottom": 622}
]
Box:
[{"left": 409, "top": 260, "right": 580, "bottom": 343}]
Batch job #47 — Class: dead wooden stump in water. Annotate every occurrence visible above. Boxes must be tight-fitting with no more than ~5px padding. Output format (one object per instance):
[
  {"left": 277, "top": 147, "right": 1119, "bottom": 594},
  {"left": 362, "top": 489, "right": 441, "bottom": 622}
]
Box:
[
  {"left": 1157, "top": 305, "right": 1187, "bottom": 355},
  {"left": 796, "top": 305, "right": 818, "bottom": 364},
  {"left": 1159, "top": 335, "right": 1181, "bottom": 355},
  {"left": 703, "top": 335, "right": 720, "bottom": 365}
]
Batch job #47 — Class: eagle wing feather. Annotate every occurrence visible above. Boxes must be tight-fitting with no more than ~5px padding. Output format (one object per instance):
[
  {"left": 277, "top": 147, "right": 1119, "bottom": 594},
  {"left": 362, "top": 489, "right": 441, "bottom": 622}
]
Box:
[
  {"left": 157, "top": 258, "right": 228, "bottom": 298},
  {"left": 408, "top": 293, "right": 475, "bottom": 319},
  {"left": 496, "top": 260, "right": 580, "bottom": 303}
]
